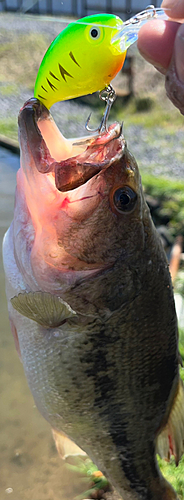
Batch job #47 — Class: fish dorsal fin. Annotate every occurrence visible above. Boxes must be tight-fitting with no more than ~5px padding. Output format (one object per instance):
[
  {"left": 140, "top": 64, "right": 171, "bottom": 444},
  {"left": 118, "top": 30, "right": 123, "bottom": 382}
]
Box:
[
  {"left": 156, "top": 378, "right": 184, "bottom": 465},
  {"left": 11, "top": 291, "right": 76, "bottom": 327}
]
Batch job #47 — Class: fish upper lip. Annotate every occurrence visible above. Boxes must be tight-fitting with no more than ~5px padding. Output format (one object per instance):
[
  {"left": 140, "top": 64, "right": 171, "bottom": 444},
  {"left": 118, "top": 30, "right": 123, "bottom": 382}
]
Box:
[{"left": 18, "top": 98, "right": 125, "bottom": 193}]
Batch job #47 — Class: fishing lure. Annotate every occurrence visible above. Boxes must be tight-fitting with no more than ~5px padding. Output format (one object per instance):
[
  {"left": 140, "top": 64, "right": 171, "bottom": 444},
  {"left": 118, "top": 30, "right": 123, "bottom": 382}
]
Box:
[
  {"left": 34, "top": 13, "right": 126, "bottom": 109},
  {"left": 34, "top": 6, "right": 168, "bottom": 131}
]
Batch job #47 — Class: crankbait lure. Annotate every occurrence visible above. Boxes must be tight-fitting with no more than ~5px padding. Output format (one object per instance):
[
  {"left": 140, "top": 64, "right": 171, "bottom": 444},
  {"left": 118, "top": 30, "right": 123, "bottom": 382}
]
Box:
[
  {"left": 34, "top": 6, "right": 168, "bottom": 132},
  {"left": 34, "top": 13, "right": 126, "bottom": 109}
]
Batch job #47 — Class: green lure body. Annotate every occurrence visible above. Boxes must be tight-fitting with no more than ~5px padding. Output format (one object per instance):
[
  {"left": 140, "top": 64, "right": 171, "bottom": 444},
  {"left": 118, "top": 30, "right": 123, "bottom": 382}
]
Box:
[{"left": 34, "top": 13, "right": 126, "bottom": 109}]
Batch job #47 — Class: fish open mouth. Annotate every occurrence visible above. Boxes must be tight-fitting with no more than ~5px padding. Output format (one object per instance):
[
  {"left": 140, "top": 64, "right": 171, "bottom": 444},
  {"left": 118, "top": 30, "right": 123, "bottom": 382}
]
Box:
[
  {"left": 18, "top": 98, "right": 125, "bottom": 192},
  {"left": 16, "top": 98, "right": 141, "bottom": 285}
]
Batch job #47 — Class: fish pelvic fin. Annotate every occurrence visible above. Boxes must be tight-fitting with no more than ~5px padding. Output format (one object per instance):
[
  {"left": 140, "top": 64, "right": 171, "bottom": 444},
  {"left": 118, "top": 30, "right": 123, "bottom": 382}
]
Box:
[
  {"left": 156, "top": 378, "right": 184, "bottom": 465},
  {"left": 11, "top": 291, "right": 76, "bottom": 327},
  {"left": 52, "top": 428, "right": 87, "bottom": 460}
]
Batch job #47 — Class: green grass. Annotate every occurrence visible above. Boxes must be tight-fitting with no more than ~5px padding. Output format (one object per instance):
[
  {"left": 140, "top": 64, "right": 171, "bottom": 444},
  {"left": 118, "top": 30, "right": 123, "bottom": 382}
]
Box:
[
  {"left": 1, "top": 95, "right": 184, "bottom": 145},
  {"left": 143, "top": 174, "right": 184, "bottom": 499},
  {"left": 158, "top": 455, "right": 184, "bottom": 499},
  {"left": 0, "top": 118, "right": 18, "bottom": 141},
  {"left": 0, "top": 83, "right": 18, "bottom": 96},
  {"left": 137, "top": 172, "right": 184, "bottom": 498},
  {"left": 142, "top": 173, "right": 184, "bottom": 239},
  {"left": 142, "top": 174, "right": 184, "bottom": 196},
  {"left": 156, "top": 318, "right": 184, "bottom": 500},
  {"left": 114, "top": 97, "right": 184, "bottom": 130},
  {"left": 157, "top": 328, "right": 184, "bottom": 500},
  {"left": 0, "top": 31, "right": 51, "bottom": 141},
  {"left": 0, "top": 30, "right": 50, "bottom": 89}
]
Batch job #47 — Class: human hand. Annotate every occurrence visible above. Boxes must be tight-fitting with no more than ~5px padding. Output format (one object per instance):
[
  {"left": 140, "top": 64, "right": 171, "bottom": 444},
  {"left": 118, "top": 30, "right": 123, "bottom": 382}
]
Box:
[{"left": 137, "top": 1, "right": 184, "bottom": 114}]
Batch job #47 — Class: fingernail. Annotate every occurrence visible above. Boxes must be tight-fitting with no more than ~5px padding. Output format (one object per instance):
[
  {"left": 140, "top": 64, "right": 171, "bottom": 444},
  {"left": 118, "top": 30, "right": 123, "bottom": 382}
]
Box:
[
  {"left": 175, "top": 23, "right": 184, "bottom": 82},
  {"left": 161, "top": 0, "right": 176, "bottom": 7},
  {"left": 161, "top": 0, "right": 184, "bottom": 17}
]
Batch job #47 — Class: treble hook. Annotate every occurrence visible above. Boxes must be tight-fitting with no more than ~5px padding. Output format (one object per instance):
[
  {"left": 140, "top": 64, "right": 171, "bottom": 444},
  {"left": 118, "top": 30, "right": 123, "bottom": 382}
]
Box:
[{"left": 85, "top": 85, "right": 116, "bottom": 134}]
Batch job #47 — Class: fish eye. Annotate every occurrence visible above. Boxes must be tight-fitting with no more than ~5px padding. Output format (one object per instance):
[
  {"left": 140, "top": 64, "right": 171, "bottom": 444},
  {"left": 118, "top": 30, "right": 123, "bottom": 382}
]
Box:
[
  {"left": 89, "top": 26, "right": 101, "bottom": 39},
  {"left": 113, "top": 187, "right": 137, "bottom": 213}
]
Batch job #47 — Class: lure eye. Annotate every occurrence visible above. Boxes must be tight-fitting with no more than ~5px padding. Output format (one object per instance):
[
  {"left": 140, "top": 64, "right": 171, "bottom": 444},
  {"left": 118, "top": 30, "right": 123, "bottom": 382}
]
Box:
[
  {"left": 86, "top": 25, "right": 104, "bottom": 44},
  {"left": 113, "top": 187, "right": 137, "bottom": 213},
  {"left": 89, "top": 26, "right": 101, "bottom": 40}
]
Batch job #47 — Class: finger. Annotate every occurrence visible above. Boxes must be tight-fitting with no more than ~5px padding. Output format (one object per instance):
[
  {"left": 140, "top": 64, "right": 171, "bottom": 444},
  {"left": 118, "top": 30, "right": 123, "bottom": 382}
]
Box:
[
  {"left": 137, "top": 20, "right": 180, "bottom": 72},
  {"left": 161, "top": 0, "right": 184, "bottom": 20}
]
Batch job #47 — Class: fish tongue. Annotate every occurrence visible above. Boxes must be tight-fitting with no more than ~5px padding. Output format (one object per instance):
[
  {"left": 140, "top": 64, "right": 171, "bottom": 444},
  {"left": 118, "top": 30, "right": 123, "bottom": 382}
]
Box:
[
  {"left": 55, "top": 123, "right": 123, "bottom": 192},
  {"left": 55, "top": 157, "right": 101, "bottom": 192}
]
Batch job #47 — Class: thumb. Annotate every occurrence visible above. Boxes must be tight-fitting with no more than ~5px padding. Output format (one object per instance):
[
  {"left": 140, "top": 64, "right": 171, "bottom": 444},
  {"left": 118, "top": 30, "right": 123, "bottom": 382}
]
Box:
[{"left": 137, "top": 20, "right": 179, "bottom": 72}]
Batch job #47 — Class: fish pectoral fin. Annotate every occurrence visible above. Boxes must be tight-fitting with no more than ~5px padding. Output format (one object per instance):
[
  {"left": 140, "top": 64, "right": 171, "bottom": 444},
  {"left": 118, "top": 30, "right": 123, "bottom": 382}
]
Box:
[
  {"left": 156, "top": 378, "right": 184, "bottom": 465},
  {"left": 11, "top": 291, "right": 76, "bottom": 327}
]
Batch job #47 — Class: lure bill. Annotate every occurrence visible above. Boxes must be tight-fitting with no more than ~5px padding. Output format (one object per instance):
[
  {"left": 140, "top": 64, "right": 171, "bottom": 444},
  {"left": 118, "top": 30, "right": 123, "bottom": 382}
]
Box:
[{"left": 112, "top": 6, "right": 169, "bottom": 50}]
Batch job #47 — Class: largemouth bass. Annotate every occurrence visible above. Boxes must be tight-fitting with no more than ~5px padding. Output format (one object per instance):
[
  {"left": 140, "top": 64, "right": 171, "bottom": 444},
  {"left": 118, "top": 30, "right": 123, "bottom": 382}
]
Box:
[{"left": 3, "top": 98, "right": 184, "bottom": 500}]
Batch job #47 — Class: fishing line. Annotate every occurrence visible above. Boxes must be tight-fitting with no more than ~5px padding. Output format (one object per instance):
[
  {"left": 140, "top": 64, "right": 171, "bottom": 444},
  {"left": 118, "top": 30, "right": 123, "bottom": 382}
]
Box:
[{"left": 18, "top": 7, "right": 172, "bottom": 28}]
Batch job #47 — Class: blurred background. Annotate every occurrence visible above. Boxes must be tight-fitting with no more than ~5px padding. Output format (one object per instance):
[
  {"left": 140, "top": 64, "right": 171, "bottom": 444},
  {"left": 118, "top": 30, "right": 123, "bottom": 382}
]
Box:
[
  {"left": 0, "top": 0, "right": 161, "bottom": 18},
  {"left": 0, "top": 2, "right": 184, "bottom": 499}
]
